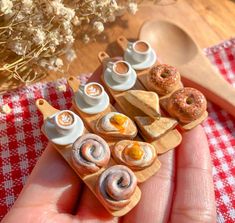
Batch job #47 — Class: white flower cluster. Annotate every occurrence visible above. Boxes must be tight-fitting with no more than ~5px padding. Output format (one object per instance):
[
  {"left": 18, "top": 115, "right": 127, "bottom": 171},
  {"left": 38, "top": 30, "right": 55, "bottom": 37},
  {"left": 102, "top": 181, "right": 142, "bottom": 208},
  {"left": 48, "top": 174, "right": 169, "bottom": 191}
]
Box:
[{"left": 0, "top": 0, "right": 138, "bottom": 83}]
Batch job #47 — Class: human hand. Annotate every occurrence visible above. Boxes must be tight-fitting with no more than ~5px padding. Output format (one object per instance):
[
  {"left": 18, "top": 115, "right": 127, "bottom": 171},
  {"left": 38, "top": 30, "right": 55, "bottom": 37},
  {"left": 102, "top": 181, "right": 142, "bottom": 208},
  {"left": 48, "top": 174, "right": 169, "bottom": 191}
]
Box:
[{"left": 2, "top": 66, "right": 216, "bottom": 223}]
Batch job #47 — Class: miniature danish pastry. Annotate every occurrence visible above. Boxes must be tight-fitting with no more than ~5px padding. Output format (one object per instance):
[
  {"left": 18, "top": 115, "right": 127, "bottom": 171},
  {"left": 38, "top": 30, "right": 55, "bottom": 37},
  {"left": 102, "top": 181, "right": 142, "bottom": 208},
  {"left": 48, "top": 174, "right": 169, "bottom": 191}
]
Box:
[
  {"left": 112, "top": 140, "right": 156, "bottom": 170},
  {"left": 96, "top": 112, "right": 137, "bottom": 139},
  {"left": 72, "top": 133, "right": 110, "bottom": 174},
  {"left": 97, "top": 165, "right": 137, "bottom": 210},
  {"left": 124, "top": 90, "right": 161, "bottom": 118},
  {"left": 167, "top": 87, "right": 207, "bottom": 123},
  {"left": 134, "top": 116, "right": 178, "bottom": 141},
  {"left": 147, "top": 64, "right": 182, "bottom": 96}
]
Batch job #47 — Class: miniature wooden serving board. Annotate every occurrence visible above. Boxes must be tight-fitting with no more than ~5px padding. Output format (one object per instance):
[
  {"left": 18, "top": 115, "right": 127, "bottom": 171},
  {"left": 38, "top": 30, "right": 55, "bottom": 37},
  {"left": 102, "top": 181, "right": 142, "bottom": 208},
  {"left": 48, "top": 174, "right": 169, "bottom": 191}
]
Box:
[
  {"left": 98, "top": 52, "right": 182, "bottom": 154},
  {"left": 67, "top": 76, "right": 161, "bottom": 183},
  {"left": 116, "top": 36, "right": 208, "bottom": 131},
  {"left": 36, "top": 98, "right": 141, "bottom": 217}
]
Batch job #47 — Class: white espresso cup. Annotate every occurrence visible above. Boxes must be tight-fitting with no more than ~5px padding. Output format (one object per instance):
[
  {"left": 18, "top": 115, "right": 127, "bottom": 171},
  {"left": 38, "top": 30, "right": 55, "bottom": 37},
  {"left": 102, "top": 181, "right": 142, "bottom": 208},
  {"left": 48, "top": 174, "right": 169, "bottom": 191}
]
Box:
[
  {"left": 52, "top": 110, "right": 77, "bottom": 135},
  {"left": 107, "top": 60, "right": 131, "bottom": 83},
  {"left": 81, "top": 82, "right": 105, "bottom": 106},
  {"left": 128, "top": 40, "right": 151, "bottom": 63}
]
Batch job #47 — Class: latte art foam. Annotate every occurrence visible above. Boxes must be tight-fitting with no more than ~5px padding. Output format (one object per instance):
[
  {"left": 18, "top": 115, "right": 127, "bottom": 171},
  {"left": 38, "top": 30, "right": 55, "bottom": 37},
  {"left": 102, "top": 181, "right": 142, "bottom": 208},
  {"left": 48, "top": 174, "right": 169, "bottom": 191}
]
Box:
[
  {"left": 58, "top": 112, "right": 74, "bottom": 126},
  {"left": 86, "top": 84, "right": 102, "bottom": 96}
]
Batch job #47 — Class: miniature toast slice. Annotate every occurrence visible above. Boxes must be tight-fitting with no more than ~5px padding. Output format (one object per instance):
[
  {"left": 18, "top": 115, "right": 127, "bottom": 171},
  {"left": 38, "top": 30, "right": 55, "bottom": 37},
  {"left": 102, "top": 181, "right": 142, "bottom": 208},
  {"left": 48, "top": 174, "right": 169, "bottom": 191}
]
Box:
[
  {"left": 124, "top": 90, "right": 160, "bottom": 118},
  {"left": 134, "top": 116, "right": 178, "bottom": 141}
]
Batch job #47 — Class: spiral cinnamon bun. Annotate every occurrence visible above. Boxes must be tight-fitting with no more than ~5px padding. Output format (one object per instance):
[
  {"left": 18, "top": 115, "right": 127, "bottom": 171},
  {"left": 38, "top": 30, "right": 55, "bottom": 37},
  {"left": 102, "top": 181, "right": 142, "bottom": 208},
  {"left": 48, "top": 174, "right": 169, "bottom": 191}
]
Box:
[
  {"left": 112, "top": 140, "right": 157, "bottom": 170},
  {"left": 167, "top": 87, "right": 207, "bottom": 123},
  {"left": 97, "top": 165, "right": 137, "bottom": 210},
  {"left": 72, "top": 133, "right": 110, "bottom": 174},
  {"left": 147, "top": 64, "right": 182, "bottom": 95},
  {"left": 96, "top": 112, "right": 137, "bottom": 139}
]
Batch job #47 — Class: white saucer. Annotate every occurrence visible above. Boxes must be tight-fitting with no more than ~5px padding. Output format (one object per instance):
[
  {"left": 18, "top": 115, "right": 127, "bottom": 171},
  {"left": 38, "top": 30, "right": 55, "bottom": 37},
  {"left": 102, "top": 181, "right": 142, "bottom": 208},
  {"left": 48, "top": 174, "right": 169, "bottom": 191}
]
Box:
[
  {"left": 104, "top": 68, "right": 137, "bottom": 91},
  {"left": 124, "top": 48, "right": 157, "bottom": 70},
  {"left": 74, "top": 90, "right": 110, "bottom": 114},
  {"left": 43, "top": 113, "right": 84, "bottom": 146}
]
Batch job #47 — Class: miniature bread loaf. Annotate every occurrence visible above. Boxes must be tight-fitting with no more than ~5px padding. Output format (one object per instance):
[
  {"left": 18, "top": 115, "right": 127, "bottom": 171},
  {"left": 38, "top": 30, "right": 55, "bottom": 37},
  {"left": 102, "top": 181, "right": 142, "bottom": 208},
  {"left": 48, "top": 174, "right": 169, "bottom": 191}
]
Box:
[
  {"left": 97, "top": 165, "right": 137, "bottom": 210},
  {"left": 72, "top": 133, "right": 110, "bottom": 174},
  {"left": 134, "top": 116, "right": 178, "bottom": 141},
  {"left": 124, "top": 90, "right": 161, "bottom": 118}
]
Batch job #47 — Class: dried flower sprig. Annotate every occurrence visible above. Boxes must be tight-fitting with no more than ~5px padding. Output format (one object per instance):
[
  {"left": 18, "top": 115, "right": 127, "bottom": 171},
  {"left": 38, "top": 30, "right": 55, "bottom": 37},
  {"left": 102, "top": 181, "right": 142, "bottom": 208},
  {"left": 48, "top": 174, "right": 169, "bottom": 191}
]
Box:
[{"left": 0, "top": 0, "right": 139, "bottom": 85}]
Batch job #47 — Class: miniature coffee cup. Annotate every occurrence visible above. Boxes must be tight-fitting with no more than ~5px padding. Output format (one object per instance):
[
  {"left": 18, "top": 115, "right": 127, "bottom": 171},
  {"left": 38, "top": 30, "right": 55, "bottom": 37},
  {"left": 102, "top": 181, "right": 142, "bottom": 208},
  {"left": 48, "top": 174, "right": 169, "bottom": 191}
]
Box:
[
  {"left": 52, "top": 110, "right": 77, "bottom": 135},
  {"left": 128, "top": 40, "right": 151, "bottom": 63},
  {"left": 81, "top": 82, "right": 105, "bottom": 106},
  {"left": 107, "top": 60, "right": 131, "bottom": 83}
]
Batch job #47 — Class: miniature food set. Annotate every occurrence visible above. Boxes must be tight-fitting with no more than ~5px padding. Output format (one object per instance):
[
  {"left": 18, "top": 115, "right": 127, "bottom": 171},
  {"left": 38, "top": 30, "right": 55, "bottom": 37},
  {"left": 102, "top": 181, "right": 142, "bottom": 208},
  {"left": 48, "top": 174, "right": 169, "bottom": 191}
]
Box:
[{"left": 36, "top": 36, "right": 207, "bottom": 216}]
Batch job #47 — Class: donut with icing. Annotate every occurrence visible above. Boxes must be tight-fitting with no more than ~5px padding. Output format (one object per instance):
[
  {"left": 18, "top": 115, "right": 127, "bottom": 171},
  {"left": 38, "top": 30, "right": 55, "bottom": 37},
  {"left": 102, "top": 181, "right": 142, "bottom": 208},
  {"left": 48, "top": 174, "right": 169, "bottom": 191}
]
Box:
[
  {"left": 147, "top": 64, "right": 182, "bottom": 95},
  {"left": 167, "top": 87, "right": 207, "bottom": 123}
]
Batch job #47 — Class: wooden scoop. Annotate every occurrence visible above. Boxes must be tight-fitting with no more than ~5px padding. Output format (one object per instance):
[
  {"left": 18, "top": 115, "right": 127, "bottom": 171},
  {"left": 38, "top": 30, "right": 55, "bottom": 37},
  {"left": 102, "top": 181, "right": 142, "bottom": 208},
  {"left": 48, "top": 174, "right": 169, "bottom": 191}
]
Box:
[{"left": 139, "top": 19, "right": 235, "bottom": 117}]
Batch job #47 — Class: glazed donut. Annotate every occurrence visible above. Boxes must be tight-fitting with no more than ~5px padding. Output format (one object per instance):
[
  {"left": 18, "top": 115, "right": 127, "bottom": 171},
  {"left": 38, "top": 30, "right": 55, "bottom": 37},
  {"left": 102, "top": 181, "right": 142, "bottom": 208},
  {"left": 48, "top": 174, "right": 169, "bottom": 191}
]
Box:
[
  {"left": 147, "top": 64, "right": 182, "bottom": 95},
  {"left": 97, "top": 165, "right": 137, "bottom": 210},
  {"left": 72, "top": 133, "right": 110, "bottom": 174},
  {"left": 167, "top": 87, "right": 207, "bottom": 123},
  {"left": 112, "top": 140, "right": 156, "bottom": 170}
]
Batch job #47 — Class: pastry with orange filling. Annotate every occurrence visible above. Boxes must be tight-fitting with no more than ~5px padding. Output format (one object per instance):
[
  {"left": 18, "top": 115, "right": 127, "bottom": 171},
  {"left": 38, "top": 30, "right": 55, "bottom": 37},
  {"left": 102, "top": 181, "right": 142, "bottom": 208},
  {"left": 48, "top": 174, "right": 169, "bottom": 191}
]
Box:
[
  {"left": 112, "top": 140, "right": 157, "bottom": 170},
  {"left": 96, "top": 112, "right": 137, "bottom": 139}
]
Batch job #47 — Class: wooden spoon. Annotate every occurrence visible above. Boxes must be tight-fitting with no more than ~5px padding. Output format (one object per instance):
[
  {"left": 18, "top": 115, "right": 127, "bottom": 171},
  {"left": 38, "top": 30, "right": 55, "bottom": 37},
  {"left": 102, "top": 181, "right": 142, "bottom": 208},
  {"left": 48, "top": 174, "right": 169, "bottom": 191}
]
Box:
[{"left": 139, "top": 19, "right": 235, "bottom": 117}]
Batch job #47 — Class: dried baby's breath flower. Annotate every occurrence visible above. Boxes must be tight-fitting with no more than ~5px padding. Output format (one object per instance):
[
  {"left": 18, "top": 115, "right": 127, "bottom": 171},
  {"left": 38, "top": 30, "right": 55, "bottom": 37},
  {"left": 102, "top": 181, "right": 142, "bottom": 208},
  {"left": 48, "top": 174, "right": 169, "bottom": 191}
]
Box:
[{"left": 0, "top": 0, "right": 139, "bottom": 85}]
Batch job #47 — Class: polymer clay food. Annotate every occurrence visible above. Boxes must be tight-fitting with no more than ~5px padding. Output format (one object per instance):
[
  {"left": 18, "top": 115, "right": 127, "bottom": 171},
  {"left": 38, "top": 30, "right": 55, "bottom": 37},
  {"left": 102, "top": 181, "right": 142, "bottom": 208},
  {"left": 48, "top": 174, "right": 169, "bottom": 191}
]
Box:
[
  {"left": 147, "top": 64, "right": 182, "bottom": 96},
  {"left": 124, "top": 90, "right": 161, "bottom": 118},
  {"left": 135, "top": 116, "right": 178, "bottom": 141},
  {"left": 167, "top": 87, "right": 207, "bottom": 123},
  {"left": 112, "top": 140, "right": 156, "bottom": 170},
  {"left": 96, "top": 112, "right": 137, "bottom": 139},
  {"left": 97, "top": 165, "right": 137, "bottom": 210},
  {"left": 72, "top": 133, "right": 110, "bottom": 174}
]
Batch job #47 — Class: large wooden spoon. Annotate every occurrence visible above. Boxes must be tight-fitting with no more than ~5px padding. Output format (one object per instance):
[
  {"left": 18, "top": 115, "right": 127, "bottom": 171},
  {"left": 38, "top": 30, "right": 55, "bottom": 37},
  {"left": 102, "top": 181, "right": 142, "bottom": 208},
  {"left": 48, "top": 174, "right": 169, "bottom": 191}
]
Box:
[{"left": 139, "top": 19, "right": 235, "bottom": 117}]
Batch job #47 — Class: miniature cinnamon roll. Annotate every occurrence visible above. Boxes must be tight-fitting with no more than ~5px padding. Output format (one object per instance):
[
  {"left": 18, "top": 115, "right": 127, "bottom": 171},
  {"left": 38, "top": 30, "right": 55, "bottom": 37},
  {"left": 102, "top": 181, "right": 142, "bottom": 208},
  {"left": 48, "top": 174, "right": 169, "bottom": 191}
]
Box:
[
  {"left": 97, "top": 165, "right": 137, "bottom": 210},
  {"left": 147, "top": 64, "right": 182, "bottom": 95},
  {"left": 72, "top": 133, "right": 110, "bottom": 174},
  {"left": 112, "top": 140, "right": 156, "bottom": 170},
  {"left": 167, "top": 87, "right": 207, "bottom": 123}
]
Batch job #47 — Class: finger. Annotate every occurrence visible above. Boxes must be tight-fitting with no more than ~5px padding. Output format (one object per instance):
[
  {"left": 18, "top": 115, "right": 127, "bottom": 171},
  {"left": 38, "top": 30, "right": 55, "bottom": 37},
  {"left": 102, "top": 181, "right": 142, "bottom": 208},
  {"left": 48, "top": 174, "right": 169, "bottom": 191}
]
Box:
[
  {"left": 122, "top": 150, "right": 175, "bottom": 223},
  {"left": 76, "top": 187, "right": 118, "bottom": 222},
  {"left": 10, "top": 143, "right": 82, "bottom": 213},
  {"left": 170, "top": 125, "right": 216, "bottom": 223}
]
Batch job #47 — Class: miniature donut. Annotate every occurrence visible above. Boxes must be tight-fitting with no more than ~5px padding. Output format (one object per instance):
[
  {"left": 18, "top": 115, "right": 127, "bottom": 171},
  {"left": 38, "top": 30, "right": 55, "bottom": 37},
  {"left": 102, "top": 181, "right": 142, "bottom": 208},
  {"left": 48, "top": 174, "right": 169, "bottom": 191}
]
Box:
[
  {"left": 97, "top": 165, "right": 137, "bottom": 210},
  {"left": 167, "top": 87, "right": 207, "bottom": 123},
  {"left": 147, "top": 64, "right": 182, "bottom": 95},
  {"left": 72, "top": 133, "right": 110, "bottom": 174},
  {"left": 112, "top": 140, "right": 156, "bottom": 170}
]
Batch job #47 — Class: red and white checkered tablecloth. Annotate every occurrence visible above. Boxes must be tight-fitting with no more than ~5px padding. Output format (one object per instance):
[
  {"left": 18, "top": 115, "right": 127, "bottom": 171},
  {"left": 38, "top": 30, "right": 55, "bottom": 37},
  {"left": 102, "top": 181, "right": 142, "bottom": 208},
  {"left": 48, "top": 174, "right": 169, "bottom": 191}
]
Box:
[{"left": 0, "top": 39, "right": 235, "bottom": 222}]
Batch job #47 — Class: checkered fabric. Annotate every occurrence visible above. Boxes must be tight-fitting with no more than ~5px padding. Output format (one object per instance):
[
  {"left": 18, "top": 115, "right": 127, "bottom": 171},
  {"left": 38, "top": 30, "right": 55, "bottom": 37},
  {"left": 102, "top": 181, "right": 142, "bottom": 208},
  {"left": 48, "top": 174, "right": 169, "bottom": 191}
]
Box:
[{"left": 0, "top": 39, "right": 235, "bottom": 222}]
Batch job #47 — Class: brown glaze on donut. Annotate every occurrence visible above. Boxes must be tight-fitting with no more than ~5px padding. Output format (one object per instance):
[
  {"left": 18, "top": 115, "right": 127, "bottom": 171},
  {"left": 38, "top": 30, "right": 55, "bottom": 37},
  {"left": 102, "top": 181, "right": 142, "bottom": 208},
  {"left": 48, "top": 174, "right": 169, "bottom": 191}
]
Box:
[
  {"left": 97, "top": 165, "right": 137, "bottom": 210},
  {"left": 72, "top": 133, "right": 110, "bottom": 174},
  {"left": 147, "top": 64, "right": 182, "bottom": 95},
  {"left": 167, "top": 87, "right": 207, "bottom": 123}
]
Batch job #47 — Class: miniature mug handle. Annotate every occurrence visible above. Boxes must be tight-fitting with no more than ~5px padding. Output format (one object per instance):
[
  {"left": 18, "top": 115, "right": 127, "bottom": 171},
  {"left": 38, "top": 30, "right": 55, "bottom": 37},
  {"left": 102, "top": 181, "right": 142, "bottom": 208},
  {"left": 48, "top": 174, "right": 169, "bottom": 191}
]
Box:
[
  {"left": 127, "top": 42, "right": 134, "bottom": 51},
  {"left": 106, "top": 61, "right": 115, "bottom": 71}
]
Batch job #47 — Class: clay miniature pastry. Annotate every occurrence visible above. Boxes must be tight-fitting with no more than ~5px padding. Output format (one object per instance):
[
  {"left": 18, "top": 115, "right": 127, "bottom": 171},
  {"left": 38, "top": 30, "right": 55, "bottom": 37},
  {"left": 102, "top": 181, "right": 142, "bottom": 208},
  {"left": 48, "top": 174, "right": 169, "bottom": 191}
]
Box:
[
  {"left": 112, "top": 140, "right": 156, "bottom": 170},
  {"left": 95, "top": 112, "right": 137, "bottom": 139},
  {"left": 147, "top": 64, "right": 182, "bottom": 96},
  {"left": 97, "top": 165, "right": 137, "bottom": 210},
  {"left": 167, "top": 87, "right": 207, "bottom": 123},
  {"left": 72, "top": 133, "right": 110, "bottom": 174},
  {"left": 135, "top": 116, "right": 178, "bottom": 141},
  {"left": 124, "top": 90, "right": 161, "bottom": 118}
]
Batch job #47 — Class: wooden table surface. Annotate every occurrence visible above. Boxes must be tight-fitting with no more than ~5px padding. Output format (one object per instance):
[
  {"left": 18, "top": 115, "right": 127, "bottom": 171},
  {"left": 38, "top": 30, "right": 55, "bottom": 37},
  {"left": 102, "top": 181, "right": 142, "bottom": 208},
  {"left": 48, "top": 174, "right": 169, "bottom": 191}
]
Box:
[{"left": 1, "top": 0, "right": 235, "bottom": 91}]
